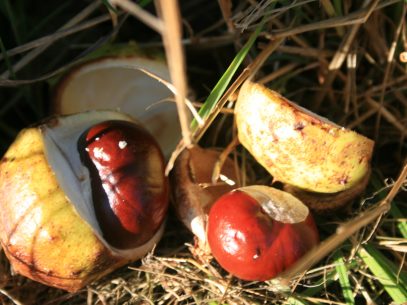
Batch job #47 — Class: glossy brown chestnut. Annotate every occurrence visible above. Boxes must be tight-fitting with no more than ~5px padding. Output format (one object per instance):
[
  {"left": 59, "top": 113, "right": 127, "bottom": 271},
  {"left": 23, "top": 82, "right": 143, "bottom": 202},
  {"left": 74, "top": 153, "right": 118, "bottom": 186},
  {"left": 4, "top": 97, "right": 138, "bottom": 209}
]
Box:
[
  {"left": 170, "top": 146, "right": 239, "bottom": 245},
  {"left": 207, "top": 190, "right": 319, "bottom": 281},
  {"left": 78, "top": 120, "right": 169, "bottom": 249}
]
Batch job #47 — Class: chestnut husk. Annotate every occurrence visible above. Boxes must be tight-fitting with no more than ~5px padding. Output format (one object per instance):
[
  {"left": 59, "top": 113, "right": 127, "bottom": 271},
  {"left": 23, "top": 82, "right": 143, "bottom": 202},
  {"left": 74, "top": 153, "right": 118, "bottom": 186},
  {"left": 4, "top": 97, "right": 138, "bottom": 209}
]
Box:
[
  {"left": 52, "top": 43, "right": 180, "bottom": 158},
  {"left": 170, "top": 146, "right": 239, "bottom": 246},
  {"left": 235, "top": 81, "right": 374, "bottom": 194},
  {"left": 0, "top": 111, "right": 168, "bottom": 292},
  {"left": 283, "top": 169, "right": 371, "bottom": 213}
]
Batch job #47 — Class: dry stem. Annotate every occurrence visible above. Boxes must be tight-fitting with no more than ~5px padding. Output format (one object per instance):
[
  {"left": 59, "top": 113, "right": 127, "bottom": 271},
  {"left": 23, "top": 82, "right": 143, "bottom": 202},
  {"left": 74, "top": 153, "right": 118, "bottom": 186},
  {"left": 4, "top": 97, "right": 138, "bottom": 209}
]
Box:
[{"left": 156, "top": 0, "right": 192, "bottom": 148}]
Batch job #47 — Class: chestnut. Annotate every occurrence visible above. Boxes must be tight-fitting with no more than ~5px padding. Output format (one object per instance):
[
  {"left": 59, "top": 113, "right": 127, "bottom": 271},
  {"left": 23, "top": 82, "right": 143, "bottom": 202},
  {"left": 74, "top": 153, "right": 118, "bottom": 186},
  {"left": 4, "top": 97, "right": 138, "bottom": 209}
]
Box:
[
  {"left": 0, "top": 111, "right": 169, "bottom": 291},
  {"left": 78, "top": 120, "right": 169, "bottom": 249},
  {"left": 207, "top": 186, "right": 319, "bottom": 281},
  {"left": 170, "top": 146, "right": 239, "bottom": 245}
]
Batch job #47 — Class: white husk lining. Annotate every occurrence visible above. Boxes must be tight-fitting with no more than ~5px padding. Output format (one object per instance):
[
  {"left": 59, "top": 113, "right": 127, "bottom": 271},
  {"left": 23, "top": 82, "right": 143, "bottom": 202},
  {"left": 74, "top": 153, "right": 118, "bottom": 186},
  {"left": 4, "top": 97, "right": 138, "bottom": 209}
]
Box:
[
  {"left": 41, "top": 110, "right": 161, "bottom": 258},
  {"left": 57, "top": 57, "right": 180, "bottom": 158}
]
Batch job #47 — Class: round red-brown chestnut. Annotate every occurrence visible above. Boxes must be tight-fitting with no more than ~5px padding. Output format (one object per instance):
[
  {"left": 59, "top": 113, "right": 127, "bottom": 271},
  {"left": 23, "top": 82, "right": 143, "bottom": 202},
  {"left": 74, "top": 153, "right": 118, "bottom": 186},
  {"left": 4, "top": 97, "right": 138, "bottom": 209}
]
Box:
[
  {"left": 207, "top": 186, "right": 319, "bottom": 281},
  {"left": 0, "top": 111, "right": 169, "bottom": 292}
]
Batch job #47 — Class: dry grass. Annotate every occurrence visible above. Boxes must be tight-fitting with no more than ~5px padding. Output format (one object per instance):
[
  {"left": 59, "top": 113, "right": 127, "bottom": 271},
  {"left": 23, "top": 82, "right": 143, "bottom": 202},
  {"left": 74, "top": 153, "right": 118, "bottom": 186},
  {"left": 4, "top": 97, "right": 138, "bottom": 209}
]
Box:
[{"left": 0, "top": 0, "right": 406, "bottom": 304}]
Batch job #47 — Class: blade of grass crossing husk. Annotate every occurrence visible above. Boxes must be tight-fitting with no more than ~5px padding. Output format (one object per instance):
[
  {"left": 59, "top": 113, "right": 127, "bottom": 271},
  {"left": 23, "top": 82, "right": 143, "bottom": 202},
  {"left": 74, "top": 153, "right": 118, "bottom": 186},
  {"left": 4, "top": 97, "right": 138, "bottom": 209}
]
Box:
[
  {"left": 358, "top": 244, "right": 407, "bottom": 303},
  {"left": 334, "top": 252, "right": 355, "bottom": 305},
  {"left": 190, "top": 21, "right": 263, "bottom": 132}
]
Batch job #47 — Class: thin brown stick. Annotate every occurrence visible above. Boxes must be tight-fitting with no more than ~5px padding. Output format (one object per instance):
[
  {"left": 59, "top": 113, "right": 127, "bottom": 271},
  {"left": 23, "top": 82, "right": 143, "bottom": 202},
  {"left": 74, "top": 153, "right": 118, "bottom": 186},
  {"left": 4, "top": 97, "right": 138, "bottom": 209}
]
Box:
[
  {"left": 258, "top": 63, "right": 299, "bottom": 84},
  {"left": 211, "top": 137, "right": 240, "bottom": 184},
  {"left": 271, "top": 0, "right": 385, "bottom": 40},
  {"left": 112, "top": 0, "right": 164, "bottom": 34},
  {"left": 313, "top": 0, "right": 378, "bottom": 109},
  {"left": 0, "top": 14, "right": 112, "bottom": 61},
  {"left": 156, "top": 0, "right": 192, "bottom": 148},
  {"left": 366, "top": 97, "right": 407, "bottom": 137},
  {"left": 374, "top": 4, "right": 406, "bottom": 140},
  {"left": 1, "top": 1, "right": 101, "bottom": 78}
]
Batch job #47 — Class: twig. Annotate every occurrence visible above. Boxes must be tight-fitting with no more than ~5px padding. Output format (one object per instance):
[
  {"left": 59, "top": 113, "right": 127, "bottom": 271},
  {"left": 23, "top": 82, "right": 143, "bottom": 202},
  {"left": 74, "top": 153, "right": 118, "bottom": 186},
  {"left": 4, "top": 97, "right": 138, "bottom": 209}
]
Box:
[
  {"left": 271, "top": 0, "right": 387, "bottom": 40},
  {"left": 0, "top": 14, "right": 112, "bottom": 61},
  {"left": 366, "top": 97, "right": 407, "bottom": 137},
  {"left": 156, "top": 0, "right": 192, "bottom": 148},
  {"left": 374, "top": 4, "right": 406, "bottom": 140},
  {"left": 1, "top": 1, "right": 101, "bottom": 78},
  {"left": 313, "top": 0, "right": 379, "bottom": 109},
  {"left": 111, "top": 0, "right": 164, "bottom": 34},
  {"left": 0, "top": 288, "right": 23, "bottom": 305},
  {"left": 137, "top": 68, "right": 202, "bottom": 126},
  {"left": 211, "top": 137, "right": 240, "bottom": 184}
]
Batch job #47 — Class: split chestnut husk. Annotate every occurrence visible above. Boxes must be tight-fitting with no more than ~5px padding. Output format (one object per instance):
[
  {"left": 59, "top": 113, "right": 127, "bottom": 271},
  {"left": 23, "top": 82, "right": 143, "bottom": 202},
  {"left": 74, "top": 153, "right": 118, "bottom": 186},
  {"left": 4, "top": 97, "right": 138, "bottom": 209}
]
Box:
[
  {"left": 283, "top": 168, "right": 371, "bottom": 213},
  {"left": 53, "top": 43, "right": 180, "bottom": 158},
  {"left": 0, "top": 110, "right": 169, "bottom": 292},
  {"left": 235, "top": 81, "right": 374, "bottom": 194}
]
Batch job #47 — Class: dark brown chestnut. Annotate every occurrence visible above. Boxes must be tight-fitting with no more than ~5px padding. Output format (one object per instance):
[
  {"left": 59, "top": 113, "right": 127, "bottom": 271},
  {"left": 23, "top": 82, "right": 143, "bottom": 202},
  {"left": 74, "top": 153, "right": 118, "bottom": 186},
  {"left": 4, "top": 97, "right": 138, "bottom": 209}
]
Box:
[
  {"left": 170, "top": 145, "right": 239, "bottom": 245},
  {"left": 78, "top": 120, "right": 169, "bottom": 249}
]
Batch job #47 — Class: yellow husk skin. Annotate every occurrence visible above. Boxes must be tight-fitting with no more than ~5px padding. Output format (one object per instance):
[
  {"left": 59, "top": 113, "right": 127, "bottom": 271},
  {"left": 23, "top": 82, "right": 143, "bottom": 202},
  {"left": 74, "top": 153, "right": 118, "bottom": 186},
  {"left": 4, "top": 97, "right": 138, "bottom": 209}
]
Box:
[
  {"left": 236, "top": 81, "right": 374, "bottom": 193},
  {"left": 0, "top": 128, "right": 126, "bottom": 292}
]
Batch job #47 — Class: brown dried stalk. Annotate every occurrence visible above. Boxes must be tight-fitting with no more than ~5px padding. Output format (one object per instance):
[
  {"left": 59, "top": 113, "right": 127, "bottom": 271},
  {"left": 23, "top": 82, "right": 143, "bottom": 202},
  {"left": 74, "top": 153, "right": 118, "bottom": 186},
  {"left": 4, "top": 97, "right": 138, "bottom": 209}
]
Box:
[{"left": 156, "top": 0, "right": 192, "bottom": 148}]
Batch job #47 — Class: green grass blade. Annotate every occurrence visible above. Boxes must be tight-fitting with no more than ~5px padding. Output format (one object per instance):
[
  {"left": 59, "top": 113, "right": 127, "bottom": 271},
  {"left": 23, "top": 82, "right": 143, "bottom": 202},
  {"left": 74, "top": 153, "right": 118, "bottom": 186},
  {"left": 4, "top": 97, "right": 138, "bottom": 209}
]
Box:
[
  {"left": 370, "top": 174, "right": 407, "bottom": 238},
  {"left": 0, "top": 37, "right": 15, "bottom": 79},
  {"left": 190, "top": 22, "right": 263, "bottom": 132},
  {"left": 358, "top": 244, "right": 407, "bottom": 304},
  {"left": 334, "top": 252, "right": 355, "bottom": 305},
  {"left": 138, "top": 0, "right": 153, "bottom": 7},
  {"left": 3, "top": 0, "right": 21, "bottom": 44},
  {"left": 332, "top": 0, "right": 343, "bottom": 16},
  {"left": 286, "top": 297, "right": 309, "bottom": 305},
  {"left": 101, "top": 0, "right": 119, "bottom": 13},
  {"left": 389, "top": 204, "right": 407, "bottom": 238},
  {"left": 286, "top": 259, "right": 360, "bottom": 304}
]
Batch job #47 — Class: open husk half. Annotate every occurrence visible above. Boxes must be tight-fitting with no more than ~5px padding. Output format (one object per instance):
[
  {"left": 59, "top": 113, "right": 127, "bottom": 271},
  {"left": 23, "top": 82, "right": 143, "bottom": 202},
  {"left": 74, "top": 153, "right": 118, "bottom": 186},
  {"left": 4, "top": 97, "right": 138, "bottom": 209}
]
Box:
[
  {"left": 235, "top": 81, "right": 374, "bottom": 194},
  {"left": 0, "top": 111, "right": 168, "bottom": 292},
  {"left": 53, "top": 43, "right": 180, "bottom": 158}
]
